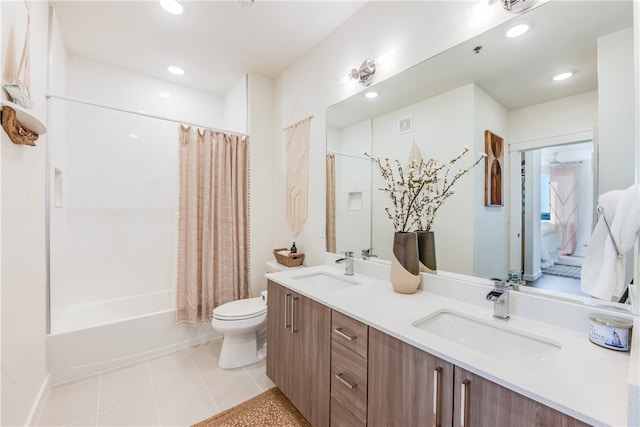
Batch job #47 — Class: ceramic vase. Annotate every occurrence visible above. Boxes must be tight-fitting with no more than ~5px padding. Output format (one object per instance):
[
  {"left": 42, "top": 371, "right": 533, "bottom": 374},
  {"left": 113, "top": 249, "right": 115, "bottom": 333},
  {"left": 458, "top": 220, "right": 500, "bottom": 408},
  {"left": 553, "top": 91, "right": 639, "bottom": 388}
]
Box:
[
  {"left": 390, "top": 232, "right": 421, "bottom": 294},
  {"left": 417, "top": 230, "right": 437, "bottom": 273}
]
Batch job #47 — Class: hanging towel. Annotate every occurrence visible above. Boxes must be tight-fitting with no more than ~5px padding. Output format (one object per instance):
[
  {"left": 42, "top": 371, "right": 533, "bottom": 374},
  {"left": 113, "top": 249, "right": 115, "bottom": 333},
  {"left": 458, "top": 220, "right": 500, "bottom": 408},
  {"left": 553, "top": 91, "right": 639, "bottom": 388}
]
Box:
[{"left": 581, "top": 184, "right": 640, "bottom": 300}]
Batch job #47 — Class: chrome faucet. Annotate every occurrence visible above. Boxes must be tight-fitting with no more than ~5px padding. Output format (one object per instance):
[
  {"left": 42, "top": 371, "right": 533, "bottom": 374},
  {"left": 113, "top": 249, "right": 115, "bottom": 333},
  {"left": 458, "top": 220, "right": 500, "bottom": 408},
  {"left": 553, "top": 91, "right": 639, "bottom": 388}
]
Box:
[
  {"left": 361, "top": 248, "right": 378, "bottom": 260},
  {"left": 335, "top": 251, "right": 354, "bottom": 275},
  {"left": 486, "top": 278, "right": 510, "bottom": 320}
]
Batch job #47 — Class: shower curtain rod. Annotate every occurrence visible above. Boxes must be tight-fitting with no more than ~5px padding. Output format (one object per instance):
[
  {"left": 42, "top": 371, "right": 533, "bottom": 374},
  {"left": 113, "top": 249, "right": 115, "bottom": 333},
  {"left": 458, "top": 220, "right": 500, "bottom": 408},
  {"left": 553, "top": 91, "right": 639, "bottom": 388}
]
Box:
[
  {"left": 327, "top": 150, "right": 368, "bottom": 160},
  {"left": 46, "top": 94, "right": 249, "bottom": 138}
]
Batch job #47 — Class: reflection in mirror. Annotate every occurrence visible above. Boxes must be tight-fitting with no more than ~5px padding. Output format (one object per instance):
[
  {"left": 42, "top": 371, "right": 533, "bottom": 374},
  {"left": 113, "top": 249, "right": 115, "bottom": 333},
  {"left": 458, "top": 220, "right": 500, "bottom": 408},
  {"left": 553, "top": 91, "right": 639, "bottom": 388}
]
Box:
[
  {"left": 521, "top": 140, "right": 594, "bottom": 297},
  {"left": 326, "top": 1, "right": 636, "bottom": 311}
]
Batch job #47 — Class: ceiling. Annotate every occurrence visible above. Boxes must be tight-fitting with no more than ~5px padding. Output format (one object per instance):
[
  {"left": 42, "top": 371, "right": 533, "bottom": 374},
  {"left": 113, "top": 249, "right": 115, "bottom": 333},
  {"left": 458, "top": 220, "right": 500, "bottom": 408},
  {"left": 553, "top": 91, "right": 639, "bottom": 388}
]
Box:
[
  {"left": 327, "top": 0, "right": 633, "bottom": 129},
  {"left": 51, "top": 0, "right": 367, "bottom": 96}
]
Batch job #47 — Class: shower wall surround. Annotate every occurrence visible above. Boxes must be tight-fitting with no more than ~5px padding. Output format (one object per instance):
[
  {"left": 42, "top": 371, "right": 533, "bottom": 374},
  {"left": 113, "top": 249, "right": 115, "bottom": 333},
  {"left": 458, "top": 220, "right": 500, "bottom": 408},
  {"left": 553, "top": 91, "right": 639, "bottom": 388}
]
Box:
[{"left": 49, "top": 56, "right": 227, "bottom": 333}]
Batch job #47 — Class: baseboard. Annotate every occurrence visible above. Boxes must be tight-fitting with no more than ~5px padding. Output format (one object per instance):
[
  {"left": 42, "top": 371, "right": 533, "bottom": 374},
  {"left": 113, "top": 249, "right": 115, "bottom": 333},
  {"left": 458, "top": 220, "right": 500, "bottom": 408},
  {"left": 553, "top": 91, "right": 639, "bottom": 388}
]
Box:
[
  {"left": 523, "top": 270, "right": 542, "bottom": 282},
  {"left": 25, "top": 373, "right": 50, "bottom": 427}
]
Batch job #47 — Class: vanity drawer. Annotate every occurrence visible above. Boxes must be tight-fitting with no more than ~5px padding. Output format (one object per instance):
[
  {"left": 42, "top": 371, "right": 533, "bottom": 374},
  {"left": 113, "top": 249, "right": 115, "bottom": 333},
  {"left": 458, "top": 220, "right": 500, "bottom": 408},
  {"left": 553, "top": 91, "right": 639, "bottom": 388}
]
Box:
[
  {"left": 331, "top": 341, "right": 367, "bottom": 421},
  {"left": 332, "top": 310, "right": 368, "bottom": 358},
  {"left": 331, "top": 395, "right": 366, "bottom": 427}
]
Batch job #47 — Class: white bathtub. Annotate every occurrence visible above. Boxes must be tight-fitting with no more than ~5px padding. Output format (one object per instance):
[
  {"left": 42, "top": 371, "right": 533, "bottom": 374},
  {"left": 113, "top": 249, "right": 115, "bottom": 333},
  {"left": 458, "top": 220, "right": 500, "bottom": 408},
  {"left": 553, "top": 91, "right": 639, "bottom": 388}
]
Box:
[{"left": 47, "top": 291, "right": 218, "bottom": 385}]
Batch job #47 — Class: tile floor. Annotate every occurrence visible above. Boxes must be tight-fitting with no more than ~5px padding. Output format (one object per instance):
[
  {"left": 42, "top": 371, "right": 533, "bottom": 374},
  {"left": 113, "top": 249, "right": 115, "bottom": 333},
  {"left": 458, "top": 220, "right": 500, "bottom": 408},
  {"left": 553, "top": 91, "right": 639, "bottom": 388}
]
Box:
[{"left": 36, "top": 339, "right": 274, "bottom": 426}]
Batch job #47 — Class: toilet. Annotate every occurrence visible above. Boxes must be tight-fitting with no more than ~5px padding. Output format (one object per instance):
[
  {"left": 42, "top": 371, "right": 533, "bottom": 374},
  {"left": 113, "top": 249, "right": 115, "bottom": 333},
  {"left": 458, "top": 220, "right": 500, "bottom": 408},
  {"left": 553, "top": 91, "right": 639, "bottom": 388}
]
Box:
[
  {"left": 211, "top": 291, "right": 267, "bottom": 369},
  {"left": 211, "top": 261, "right": 304, "bottom": 369}
]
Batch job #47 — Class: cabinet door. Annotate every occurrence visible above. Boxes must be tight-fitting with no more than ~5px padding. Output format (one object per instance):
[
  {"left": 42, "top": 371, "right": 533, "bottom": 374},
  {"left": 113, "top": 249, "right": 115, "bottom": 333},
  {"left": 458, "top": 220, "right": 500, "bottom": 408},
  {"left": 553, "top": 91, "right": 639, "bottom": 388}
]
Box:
[
  {"left": 453, "top": 367, "right": 591, "bottom": 427},
  {"left": 291, "top": 293, "right": 331, "bottom": 427},
  {"left": 266, "top": 281, "right": 294, "bottom": 397},
  {"left": 368, "top": 328, "right": 454, "bottom": 427}
]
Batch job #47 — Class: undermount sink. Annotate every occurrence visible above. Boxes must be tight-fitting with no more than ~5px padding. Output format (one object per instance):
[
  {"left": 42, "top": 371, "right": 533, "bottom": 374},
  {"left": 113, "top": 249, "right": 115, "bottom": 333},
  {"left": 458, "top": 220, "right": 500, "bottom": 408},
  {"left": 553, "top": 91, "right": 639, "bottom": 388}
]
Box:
[
  {"left": 412, "top": 310, "right": 562, "bottom": 370},
  {"left": 292, "top": 271, "right": 361, "bottom": 292}
]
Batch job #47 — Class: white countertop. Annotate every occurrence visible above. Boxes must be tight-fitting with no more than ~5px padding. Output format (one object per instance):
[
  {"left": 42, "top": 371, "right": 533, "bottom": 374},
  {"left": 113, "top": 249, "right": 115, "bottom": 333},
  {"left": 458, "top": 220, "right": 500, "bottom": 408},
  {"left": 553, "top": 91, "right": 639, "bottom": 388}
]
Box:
[{"left": 265, "top": 261, "right": 638, "bottom": 427}]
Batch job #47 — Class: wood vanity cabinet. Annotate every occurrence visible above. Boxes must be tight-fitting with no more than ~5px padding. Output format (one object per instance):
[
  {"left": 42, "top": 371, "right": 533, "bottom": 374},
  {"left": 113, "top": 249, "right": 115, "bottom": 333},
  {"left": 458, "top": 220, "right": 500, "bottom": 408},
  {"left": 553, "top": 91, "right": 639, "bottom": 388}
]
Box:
[
  {"left": 368, "top": 327, "right": 589, "bottom": 427},
  {"left": 368, "top": 327, "right": 454, "bottom": 427},
  {"left": 267, "top": 282, "right": 590, "bottom": 427},
  {"left": 453, "top": 367, "right": 591, "bottom": 427},
  {"left": 330, "top": 310, "right": 369, "bottom": 427},
  {"left": 266, "top": 280, "right": 331, "bottom": 427}
]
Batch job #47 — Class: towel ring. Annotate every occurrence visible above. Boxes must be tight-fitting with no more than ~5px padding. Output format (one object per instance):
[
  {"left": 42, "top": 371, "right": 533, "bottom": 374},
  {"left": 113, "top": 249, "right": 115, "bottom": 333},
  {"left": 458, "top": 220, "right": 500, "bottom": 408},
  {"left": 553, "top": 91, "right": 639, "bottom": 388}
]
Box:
[{"left": 596, "top": 206, "right": 623, "bottom": 259}]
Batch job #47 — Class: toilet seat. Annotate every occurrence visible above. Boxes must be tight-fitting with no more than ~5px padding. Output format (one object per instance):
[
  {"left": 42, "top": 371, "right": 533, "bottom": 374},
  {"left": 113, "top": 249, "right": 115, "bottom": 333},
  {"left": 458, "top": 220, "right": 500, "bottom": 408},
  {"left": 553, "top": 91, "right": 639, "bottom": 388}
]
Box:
[{"left": 213, "top": 297, "right": 266, "bottom": 321}]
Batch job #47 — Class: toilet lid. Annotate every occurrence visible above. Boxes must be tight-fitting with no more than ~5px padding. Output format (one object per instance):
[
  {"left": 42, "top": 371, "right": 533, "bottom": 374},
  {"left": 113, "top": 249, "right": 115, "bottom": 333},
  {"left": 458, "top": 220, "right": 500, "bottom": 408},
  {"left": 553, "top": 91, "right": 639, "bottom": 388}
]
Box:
[{"left": 213, "top": 297, "right": 267, "bottom": 320}]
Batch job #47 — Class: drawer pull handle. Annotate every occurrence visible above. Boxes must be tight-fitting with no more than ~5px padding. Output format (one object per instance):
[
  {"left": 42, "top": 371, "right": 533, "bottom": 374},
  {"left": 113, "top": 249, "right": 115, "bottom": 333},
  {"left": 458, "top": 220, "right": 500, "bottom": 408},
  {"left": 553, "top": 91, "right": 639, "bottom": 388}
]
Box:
[
  {"left": 460, "top": 378, "right": 471, "bottom": 427},
  {"left": 334, "top": 327, "right": 356, "bottom": 341},
  {"left": 433, "top": 366, "right": 443, "bottom": 427},
  {"left": 334, "top": 373, "right": 357, "bottom": 389},
  {"left": 284, "top": 293, "right": 292, "bottom": 329},
  {"left": 291, "top": 297, "right": 299, "bottom": 334}
]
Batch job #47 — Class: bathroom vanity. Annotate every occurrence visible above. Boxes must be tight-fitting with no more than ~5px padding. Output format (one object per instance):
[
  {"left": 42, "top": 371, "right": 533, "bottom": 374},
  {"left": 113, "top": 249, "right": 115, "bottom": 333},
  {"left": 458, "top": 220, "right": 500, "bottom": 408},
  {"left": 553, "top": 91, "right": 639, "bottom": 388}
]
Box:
[{"left": 265, "top": 259, "right": 638, "bottom": 427}]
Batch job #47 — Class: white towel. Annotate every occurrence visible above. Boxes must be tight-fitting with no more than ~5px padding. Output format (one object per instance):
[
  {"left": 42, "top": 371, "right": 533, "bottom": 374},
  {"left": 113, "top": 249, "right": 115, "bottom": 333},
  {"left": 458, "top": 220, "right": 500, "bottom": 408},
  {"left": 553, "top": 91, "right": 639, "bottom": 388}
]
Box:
[{"left": 581, "top": 184, "right": 640, "bottom": 300}]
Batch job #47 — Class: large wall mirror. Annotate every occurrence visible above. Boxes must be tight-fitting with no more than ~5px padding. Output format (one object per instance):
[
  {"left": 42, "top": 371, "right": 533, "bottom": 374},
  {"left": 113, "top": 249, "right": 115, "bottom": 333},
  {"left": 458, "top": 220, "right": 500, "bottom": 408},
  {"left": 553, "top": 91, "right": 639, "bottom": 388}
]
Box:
[{"left": 326, "top": 1, "right": 635, "bottom": 310}]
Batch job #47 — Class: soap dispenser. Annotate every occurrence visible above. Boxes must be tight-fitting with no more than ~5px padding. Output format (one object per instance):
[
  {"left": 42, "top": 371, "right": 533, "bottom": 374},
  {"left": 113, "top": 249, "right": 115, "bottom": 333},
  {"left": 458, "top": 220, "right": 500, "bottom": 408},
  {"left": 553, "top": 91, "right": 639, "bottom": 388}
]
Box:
[{"left": 290, "top": 242, "right": 297, "bottom": 254}]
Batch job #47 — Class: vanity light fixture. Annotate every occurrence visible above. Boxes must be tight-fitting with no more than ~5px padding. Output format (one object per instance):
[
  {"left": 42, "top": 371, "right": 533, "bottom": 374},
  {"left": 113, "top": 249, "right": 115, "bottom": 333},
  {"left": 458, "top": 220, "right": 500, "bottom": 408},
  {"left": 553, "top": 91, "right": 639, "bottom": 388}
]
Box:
[
  {"left": 350, "top": 59, "right": 377, "bottom": 87},
  {"left": 160, "top": 0, "right": 183, "bottom": 15},
  {"left": 552, "top": 72, "right": 573, "bottom": 81},
  {"left": 506, "top": 23, "right": 529, "bottom": 38},
  {"left": 365, "top": 91, "right": 378, "bottom": 99},
  {"left": 168, "top": 66, "right": 184, "bottom": 75},
  {"left": 502, "top": 0, "right": 535, "bottom": 13},
  {"left": 159, "top": 91, "right": 172, "bottom": 98},
  {"left": 129, "top": 133, "right": 138, "bottom": 139}
]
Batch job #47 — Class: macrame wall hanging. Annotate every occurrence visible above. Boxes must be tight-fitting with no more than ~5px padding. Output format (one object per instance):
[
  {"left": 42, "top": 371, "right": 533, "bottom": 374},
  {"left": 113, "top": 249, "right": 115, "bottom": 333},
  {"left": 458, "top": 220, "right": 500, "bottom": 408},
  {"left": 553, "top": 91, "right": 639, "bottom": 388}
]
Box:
[
  {"left": 284, "top": 115, "right": 313, "bottom": 235},
  {"left": 1, "top": 5, "right": 45, "bottom": 146}
]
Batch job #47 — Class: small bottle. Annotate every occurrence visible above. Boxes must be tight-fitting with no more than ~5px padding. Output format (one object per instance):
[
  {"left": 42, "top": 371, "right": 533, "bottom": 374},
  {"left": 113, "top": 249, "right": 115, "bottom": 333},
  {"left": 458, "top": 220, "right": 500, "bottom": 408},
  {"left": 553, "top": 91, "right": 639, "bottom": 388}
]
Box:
[{"left": 290, "top": 242, "right": 297, "bottom": 254}]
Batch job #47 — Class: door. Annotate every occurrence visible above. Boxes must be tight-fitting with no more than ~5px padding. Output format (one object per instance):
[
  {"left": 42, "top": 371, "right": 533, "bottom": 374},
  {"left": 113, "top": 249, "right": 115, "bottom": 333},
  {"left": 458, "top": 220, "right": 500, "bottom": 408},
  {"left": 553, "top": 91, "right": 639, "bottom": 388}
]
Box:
[
  {"left": 368, "top": 328, "right": 454, "bottom": 427},
  {"left": 453, "top": 367, "right": 590, "bottom": 427},
  {"left": 291, "top": 293, "right": 331, "bottom": 427},
  {"left": 266, "top": 280, "right": 294, "bottom": 397}
]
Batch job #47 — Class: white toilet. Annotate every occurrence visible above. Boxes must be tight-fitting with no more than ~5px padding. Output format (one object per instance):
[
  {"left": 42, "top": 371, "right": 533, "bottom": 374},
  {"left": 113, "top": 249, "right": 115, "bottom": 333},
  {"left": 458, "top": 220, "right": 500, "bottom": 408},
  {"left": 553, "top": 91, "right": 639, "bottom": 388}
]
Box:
[
  {"left": 211, "top": 291, "right": 268, "bottom": 369},
  {"left": 211, "top": 261, "right": 303, "bottom": 369}
]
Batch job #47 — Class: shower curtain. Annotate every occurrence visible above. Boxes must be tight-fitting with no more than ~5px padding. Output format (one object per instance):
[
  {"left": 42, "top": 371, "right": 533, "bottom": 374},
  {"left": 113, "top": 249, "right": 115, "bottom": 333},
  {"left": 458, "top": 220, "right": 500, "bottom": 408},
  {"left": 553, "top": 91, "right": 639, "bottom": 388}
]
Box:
[
  {"left": 176, "top": 126, "right": 249, "bottom": 325},
  {"left": 326, "top": 153, "right": 336, "bottom": 253},
  {"left": 549, "top": 163, "right": 579, "bottom": 255}
]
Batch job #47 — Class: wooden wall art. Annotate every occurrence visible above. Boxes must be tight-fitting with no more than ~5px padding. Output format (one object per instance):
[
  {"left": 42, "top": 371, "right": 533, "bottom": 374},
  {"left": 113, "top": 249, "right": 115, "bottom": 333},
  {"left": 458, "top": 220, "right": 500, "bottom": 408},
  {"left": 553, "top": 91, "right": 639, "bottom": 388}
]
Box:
[{"left": 484, "top": 130, "right": 504, "bottom": 206}]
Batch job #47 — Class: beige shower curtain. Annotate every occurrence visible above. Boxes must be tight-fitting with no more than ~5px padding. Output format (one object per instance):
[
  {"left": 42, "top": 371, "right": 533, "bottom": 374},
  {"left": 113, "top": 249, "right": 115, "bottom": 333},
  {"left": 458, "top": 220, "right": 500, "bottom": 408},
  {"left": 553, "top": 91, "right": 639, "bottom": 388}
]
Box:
[
  {"left": 550, "top": 163, "right": 579, "bottom": 255},
  {"left": 326, "top": 153, "right": 336, "bottom": 253},
  {"left": 176, "top": 126, "right": 249, "bottom": 325}
]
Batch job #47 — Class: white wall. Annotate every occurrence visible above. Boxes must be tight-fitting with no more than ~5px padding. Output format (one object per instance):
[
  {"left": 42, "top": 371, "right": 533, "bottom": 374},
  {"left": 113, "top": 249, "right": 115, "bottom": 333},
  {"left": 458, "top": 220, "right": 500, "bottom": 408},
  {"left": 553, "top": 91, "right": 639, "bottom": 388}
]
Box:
[
  {"left": 225, "top": 75, "right": 248, "bottom": 134},
  {"left": 247, "top": 73, "right": 275, "bottom": 295},
  {"left": 508, "top": 91, "right": 598, "bottom": 144},
  {"left": 472, "top": 85, "right": 509, "bottom": 279},
  {"left": 329, "top": 120, "right": 371, "bottom": 256},
  {"left": 274, "top": 1, "right": 521, "bottom": 267},
  {"left": 48, "top": 57, "right": 226, "bottom": 331},
  {"left": 1, "top": 1, "right": 50, "bottom": 425},
  {"left": 65, "top": 57, "right": 225, "bottom": 128},
  {"left": 371, "top": 85, "right": 476, "bottom": 274},
  {"left": 598, "top": 27, "right": 635, "bottom": 195}
]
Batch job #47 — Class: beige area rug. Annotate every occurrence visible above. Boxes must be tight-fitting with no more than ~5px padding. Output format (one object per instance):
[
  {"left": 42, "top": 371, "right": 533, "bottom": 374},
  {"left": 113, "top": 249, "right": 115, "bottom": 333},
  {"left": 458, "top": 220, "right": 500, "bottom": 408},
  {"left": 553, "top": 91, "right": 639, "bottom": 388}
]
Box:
[{"left": 193, "top": 388, "right": 311, "bottom": 427}]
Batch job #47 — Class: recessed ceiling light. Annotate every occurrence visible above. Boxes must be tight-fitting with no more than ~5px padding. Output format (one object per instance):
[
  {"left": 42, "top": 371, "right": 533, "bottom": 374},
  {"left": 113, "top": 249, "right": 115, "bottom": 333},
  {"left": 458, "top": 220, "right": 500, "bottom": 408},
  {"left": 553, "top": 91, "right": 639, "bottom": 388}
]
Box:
[
  {"left": 168, "top": 66, "right": 184, "bottom": 75},
  {"left": 129, "top": 133, "right": 138, "bottom": 139},
  {"left": 160, "top": 0, "right": 183, "bottom": 15},
  {"left": 365, "top": 91, "right": 378, "bottom": 99},
  {"left": 506, "top": 24, "right": 529, "bottom": 38},
  {"left": 552, "top": 72, "right": 573, "bottom": 81}
]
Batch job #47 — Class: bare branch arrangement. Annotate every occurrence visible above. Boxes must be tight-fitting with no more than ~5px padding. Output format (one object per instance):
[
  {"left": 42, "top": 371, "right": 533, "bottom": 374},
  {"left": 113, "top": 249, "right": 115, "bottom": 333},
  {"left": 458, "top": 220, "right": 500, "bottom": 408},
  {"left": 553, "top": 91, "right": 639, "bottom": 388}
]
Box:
[{"left": 366, "top": 146, "right": 486, "bottom": 233}]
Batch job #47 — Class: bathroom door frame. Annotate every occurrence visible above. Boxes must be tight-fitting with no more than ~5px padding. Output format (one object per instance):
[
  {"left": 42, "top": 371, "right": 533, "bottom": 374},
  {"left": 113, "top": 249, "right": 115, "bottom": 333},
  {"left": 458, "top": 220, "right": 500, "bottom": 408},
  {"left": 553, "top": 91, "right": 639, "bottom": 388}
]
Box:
[{"left": 507, "top": 129, "right": 597, "bottom": 277}]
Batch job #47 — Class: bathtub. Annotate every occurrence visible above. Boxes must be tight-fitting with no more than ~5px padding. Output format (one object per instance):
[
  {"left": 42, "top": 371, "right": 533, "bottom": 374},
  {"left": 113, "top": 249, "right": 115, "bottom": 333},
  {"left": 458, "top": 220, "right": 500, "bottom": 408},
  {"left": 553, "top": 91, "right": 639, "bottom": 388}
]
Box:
[{"left": 47, "top": 291, "right": 218, "bottom": 385}]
